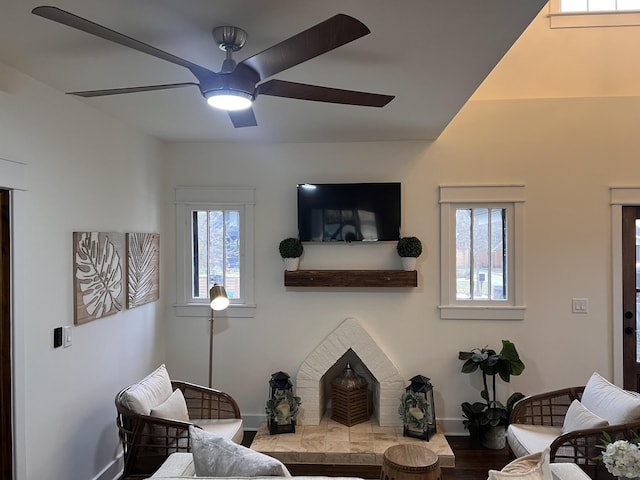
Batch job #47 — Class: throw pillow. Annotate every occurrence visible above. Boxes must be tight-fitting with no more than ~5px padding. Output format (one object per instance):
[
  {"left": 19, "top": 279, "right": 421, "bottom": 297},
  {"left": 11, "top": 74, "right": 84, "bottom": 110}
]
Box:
[
  {"left": 189, "top": 426, "right": 291, "bottom": 477},
  {"left": 581, "top": 372, "right": 640, "bottom": 424},
  {"left": 488, "top": 448, "right": 552, "bottom": 480},
  {"left": 121, "top": 364, "right": 173, "bottom": 415},
  {"left": 562, "top": 400, "right": 608, "bottom": 434},
  {"left": 150, "top": 388, "right": 189, "bottom": 422}
]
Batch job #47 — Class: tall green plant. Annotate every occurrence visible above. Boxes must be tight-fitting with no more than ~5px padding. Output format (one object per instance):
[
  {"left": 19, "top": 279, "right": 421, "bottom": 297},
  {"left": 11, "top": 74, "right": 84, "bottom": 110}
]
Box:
[{"left": 458, "top": 340, "right": 525, "bottom": 433}]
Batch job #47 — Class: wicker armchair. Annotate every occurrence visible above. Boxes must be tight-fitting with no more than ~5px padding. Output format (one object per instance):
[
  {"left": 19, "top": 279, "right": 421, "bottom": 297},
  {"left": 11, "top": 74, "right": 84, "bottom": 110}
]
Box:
[
  {"left": 508, "top": 385, "right": 640, "bottom": 480},
  {"left": 116, "top": 379, "right": 242, "bottom": 478}
]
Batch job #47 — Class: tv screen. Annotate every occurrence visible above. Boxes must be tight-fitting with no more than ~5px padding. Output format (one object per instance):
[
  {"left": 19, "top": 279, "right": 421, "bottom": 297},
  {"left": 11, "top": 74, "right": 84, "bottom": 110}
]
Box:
[{"left": 297, "top": 182, "right": 401, "bottom": 242}]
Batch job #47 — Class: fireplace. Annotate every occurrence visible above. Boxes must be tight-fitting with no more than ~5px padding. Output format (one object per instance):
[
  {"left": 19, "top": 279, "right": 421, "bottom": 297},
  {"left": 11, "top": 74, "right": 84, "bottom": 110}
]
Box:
[{"left": 295, "top": 317, "right": 405, "bottom": 426}]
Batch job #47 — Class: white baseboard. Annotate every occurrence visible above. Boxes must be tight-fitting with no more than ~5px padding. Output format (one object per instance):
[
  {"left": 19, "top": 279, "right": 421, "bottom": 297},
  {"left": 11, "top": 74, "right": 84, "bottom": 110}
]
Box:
[{"left": 93, "top": 452, "right": 123, "bottom": 480}]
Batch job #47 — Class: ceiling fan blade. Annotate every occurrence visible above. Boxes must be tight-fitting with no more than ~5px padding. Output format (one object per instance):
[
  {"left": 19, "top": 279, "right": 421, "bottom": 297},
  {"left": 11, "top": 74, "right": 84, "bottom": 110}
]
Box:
[
  {"left": 228, "top": 108, "right": 257, "bottom": 128},
  {"left": 69, "top": 82, "right": 199, "bottom": 97},
  {"left": 257, "top": 79, "right": 394, "bottom": 107},
  {"left": 32, "top": 6, "right": 215, "bottom": 80},
  {"left": 240, "top": 14, "right": 370, "bottom": 80}
]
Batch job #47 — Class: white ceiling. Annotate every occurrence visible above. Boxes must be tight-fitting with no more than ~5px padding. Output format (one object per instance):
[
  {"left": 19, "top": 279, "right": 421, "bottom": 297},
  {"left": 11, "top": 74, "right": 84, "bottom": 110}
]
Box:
[{"left": 0, "top": 0, "right": 547, "bottom": 143}]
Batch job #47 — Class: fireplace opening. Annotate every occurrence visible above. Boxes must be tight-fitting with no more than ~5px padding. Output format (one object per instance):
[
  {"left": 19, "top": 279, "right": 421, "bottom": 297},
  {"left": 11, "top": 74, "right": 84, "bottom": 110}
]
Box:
[
  {"left": 295, "top": 317, "right": 405, "bottom": 426},
  {"left": 322, "top": 349, "right": 376, "bottom": 423}
]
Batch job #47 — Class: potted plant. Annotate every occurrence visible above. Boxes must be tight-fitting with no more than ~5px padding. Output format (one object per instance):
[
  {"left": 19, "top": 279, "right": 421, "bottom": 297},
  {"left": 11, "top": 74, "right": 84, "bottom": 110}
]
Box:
[
  {"left": 279, "top": 237, "right": 303, "bottom": 271},
  {"left": 458, "top": 340, "right": 525, "bottom": 449},
  {"left": 396, "top": 236, "right": 422, "bottom": 271}
]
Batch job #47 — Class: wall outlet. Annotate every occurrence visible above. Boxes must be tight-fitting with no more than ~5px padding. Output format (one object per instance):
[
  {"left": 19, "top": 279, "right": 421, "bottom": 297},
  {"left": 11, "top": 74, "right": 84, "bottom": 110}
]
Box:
[
  {"left": 63, "top": 326, "right": 72, "bottom": 348},
  {"left": 572, "top": 298, "right": 589, "bottom": 314}
]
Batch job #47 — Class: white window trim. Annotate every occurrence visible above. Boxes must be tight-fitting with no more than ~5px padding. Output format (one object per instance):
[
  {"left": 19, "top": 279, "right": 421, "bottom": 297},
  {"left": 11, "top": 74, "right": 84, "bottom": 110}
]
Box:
[
  {"left": 548, "top": 0, "right": 640, "bottom": 28},
  {"left": 174, "top": 186, "right": 256, "bottom": 318},
  {"left": 439, "top": 185, "right": 526, "bottom": 320}
]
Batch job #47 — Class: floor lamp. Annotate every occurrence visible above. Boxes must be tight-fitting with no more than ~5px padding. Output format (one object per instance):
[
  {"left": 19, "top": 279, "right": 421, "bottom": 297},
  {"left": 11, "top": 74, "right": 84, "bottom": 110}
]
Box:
[{"left": 209, "top": 283, "right": 229, "bottom": 388}]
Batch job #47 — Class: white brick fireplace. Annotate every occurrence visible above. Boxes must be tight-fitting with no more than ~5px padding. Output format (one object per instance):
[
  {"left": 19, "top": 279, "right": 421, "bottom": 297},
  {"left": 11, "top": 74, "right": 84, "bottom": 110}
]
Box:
[{"left": 295, "top": 317, "right": 405, "bottom": 426}]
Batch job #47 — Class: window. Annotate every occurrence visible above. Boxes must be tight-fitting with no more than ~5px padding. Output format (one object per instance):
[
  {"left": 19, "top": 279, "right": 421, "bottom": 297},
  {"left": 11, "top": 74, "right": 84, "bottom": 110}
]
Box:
[
  {"left": 549, "top": 0, "right": 640, "bottom": 27},
  {"left": 439, "top": 185, "right": 525, "bottom": 320},
  {"left": 175, "top": 186, "right": 255, "bottom": 318}
]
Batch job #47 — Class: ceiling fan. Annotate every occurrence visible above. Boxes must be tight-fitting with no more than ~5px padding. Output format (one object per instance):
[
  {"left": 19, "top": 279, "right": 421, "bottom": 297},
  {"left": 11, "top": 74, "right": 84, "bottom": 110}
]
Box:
[{"left": 31, "top": 6, "right": 395, "bottom": 128}]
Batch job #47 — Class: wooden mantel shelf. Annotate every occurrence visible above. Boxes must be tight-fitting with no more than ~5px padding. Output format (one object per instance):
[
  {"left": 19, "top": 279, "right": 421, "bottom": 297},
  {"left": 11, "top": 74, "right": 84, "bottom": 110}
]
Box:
[{"left": 284, "top": 269, "right": 417, "bottom": 288}]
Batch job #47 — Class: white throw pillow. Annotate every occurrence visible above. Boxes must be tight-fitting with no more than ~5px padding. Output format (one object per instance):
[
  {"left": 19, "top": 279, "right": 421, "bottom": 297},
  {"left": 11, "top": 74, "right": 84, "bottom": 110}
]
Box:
[
  {"left": 189, "top": 426, "right": 291, "bottom": 477},
  {"left": 581, "top": 372, "right": 640, "bottom": 424},
  {"left": 121, "top": 364, "right": 173, "bottom": 415},
  {"left": 488, "top": 448, "right": 552, "bottom": 480},
  {"left": 562, "top": 400, "right": 608, "bottom": 434},
  {"left": 150, "top": 388, "right": 189, "bottom": 422}
]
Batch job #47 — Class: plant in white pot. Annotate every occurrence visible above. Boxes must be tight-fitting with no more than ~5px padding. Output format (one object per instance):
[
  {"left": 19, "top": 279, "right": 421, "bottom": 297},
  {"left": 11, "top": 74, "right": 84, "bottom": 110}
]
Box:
[
  {"left": 396, "top": 236, "right": 422, "bottom": 271},
  {"left": 279, "top": 237, "right": 303, "bottom": 271}
]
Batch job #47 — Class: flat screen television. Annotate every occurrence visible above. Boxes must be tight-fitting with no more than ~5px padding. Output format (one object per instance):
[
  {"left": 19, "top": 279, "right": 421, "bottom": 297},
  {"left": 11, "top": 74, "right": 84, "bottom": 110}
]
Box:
[{"left": 297, "top": 182, "right": 401, "bottom": 242}]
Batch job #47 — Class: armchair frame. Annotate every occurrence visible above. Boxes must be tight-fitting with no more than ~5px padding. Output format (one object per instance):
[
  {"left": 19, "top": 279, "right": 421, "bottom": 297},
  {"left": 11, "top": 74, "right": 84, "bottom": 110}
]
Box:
[
  {"left": 115, "top": 380, "right": 241, "bottom": 478},
  {"left": 509, "top": 385, "right": 640, "bottom": 479}
]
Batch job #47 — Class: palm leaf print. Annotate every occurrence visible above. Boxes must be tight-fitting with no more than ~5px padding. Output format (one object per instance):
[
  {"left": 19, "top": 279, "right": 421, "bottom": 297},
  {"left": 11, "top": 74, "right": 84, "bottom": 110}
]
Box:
[
  {"left": 75, "top": 232, "right": 123, "bottom": 320},
  {"left": 127, "top": 233, "right": 159, "bottom": 308}
]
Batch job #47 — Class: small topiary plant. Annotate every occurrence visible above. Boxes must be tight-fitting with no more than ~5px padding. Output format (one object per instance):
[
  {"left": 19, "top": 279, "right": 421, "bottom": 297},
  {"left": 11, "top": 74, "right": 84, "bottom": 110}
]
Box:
[
  {"left": 396, "top": 236, "right": 422, "bottom": 257},
  {"left": 279, "top": 237, "right": 303, "bottom": 258}
]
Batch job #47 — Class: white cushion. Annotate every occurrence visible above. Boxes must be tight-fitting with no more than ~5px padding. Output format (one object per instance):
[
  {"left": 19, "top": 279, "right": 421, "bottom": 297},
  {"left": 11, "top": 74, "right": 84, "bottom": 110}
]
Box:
[
  {"left": 561, "top": 400, "right": 609, "bottom": 433},
  {"left": 581, "top": 372, "right": 640, "bottom": 424},
  {"left": 489, "top": 448, "right": 552, "bottom": 480},
  {"left": 189, "top": 426, "right": 290, "bottom": 477},
  {"left": 550, "top": 464, "right": 591, "bottom": 480},
  {"left": 121, "top": 364, "right": 173, "bottom": 415},
  {"left": 150, "top": 388, "right": 189, "bottom": 422},
  {"left": 193, "top": 418, "right": 244, "bottom": 444},
  {"left": 507, "top": 424, "right": 562, "bottom": 458}
]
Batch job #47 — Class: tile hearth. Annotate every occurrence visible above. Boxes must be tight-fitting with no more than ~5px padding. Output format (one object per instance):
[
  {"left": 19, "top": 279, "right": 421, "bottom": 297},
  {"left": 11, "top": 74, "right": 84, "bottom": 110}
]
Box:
[{"left": 250, "top": 417, "right": 454, "bottom": 468}]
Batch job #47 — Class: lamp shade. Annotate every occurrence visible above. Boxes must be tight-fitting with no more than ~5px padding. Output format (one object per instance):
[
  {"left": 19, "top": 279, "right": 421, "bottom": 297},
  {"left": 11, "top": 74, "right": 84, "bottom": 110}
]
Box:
[
  {"left": 206, "top": 91, "right": 253, "bottom": 111},
  {"left": 209, "top": 284, "right": 229, "bottom": 310}
]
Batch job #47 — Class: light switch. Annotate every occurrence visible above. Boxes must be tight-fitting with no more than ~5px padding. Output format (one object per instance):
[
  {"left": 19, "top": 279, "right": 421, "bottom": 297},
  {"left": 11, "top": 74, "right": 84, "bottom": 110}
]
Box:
[
  {"left": 572, "top": 298, "right": 588, "bottom": 314},
  {"left": 63, "top": 326, "right": 72, "bottom": 348}
]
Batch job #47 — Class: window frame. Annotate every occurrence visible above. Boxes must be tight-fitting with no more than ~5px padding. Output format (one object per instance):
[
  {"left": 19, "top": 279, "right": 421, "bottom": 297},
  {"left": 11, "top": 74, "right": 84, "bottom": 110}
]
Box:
[
  {"left": 549, "top": 0, "right": 640, "bottom": 28},
  {"left": 175, "top": 186, "right": 255, "bottom": 318},
  {"left": 439, "top": 185, "right": 526, "bottom": 320}
]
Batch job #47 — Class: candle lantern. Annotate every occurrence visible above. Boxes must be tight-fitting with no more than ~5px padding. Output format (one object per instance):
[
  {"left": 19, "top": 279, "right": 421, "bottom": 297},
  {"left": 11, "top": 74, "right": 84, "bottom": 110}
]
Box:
[
  {"left": 399, "top": 375, "right": 436, "bottom": 440},
  {"left": 266, "top": 371, "right": 301, "bottom": 435}
]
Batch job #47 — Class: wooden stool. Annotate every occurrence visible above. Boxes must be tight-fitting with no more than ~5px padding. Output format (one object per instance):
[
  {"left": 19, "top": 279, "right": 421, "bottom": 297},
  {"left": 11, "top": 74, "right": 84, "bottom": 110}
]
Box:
[{"left": 381, "top": 444, "right": 442, "bottom": 480}]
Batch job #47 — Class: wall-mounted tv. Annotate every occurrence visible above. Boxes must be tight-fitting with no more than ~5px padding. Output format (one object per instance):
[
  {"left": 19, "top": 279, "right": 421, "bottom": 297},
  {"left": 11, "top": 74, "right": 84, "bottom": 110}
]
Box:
[{"left": 297, "top": 182, "right": 401, "bottom": 242}]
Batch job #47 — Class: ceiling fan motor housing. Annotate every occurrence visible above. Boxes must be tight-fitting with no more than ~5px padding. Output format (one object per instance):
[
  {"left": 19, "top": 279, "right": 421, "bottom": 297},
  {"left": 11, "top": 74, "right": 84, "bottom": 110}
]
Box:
[{"left": 199, "top": 63, "right": 260, "bottom": 101}]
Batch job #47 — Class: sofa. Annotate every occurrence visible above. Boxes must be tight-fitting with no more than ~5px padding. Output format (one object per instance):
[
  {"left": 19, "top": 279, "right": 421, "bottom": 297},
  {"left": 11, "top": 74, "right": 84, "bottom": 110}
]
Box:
[
  {"left": 148, "top": 451, "right": 591, "bottom": 480},
  {"left": 508, "top": 372, "right": 640, "bottom": 478}
]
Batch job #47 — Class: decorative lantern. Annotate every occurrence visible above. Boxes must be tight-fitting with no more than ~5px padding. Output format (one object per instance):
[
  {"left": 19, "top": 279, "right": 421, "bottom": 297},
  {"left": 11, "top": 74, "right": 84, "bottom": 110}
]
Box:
[
  {"left": 399, "top": 375, "right": 436, "bottom": 440},
  {"left": 330, "top": 363, "right": 371, "bottom": 426},
  {"left": 266, "top": 371, "right": 300, "bottom": 435}
]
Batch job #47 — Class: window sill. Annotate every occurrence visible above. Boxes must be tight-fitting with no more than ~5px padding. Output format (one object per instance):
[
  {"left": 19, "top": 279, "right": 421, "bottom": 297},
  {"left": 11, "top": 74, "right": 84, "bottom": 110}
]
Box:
[
  {"left": 438, "top": 305, "right": 526, "bottom": 320},
  {"left": 174, "top": 303, "right": 256, "bottom": 318},
  {"left": 549, "top": 11, "right": 640, "bottom": 28}
]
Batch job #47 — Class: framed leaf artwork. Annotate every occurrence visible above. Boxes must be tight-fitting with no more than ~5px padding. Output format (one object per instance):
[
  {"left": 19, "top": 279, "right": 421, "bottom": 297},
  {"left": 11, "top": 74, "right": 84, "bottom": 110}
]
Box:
[
  {"left": 73, "top": 232, "right": 124, "bottom": 325},
  {"left": 126, "top": 233, "right": 160, "bottom": 309}
]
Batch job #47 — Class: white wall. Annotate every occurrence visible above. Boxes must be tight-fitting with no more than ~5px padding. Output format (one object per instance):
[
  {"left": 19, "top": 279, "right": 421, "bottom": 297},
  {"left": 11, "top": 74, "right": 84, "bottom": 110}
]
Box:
[
  {"left": 162, "top": 97, "right": 640, "bottom": 435},
  {"left": 0, "top": 62, "right": 166, "bottom": 480}
]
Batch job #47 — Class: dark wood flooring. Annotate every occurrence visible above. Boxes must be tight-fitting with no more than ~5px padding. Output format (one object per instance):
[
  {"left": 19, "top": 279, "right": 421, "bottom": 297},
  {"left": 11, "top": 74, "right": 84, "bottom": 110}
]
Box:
[{"left": 242, "top": 432, "right": 511, "bottom": 480}]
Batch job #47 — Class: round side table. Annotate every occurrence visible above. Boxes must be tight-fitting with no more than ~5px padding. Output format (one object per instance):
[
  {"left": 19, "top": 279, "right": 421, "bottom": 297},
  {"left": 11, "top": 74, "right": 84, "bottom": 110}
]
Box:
[{"left": 381, "top": 444, "right": 442, "bottom": 480}]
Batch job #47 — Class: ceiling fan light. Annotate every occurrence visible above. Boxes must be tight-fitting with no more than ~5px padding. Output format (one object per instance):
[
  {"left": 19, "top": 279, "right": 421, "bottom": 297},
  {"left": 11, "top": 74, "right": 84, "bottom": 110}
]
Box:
[{"left": 206, "top": 90, "right": 253, "bottom": 111}]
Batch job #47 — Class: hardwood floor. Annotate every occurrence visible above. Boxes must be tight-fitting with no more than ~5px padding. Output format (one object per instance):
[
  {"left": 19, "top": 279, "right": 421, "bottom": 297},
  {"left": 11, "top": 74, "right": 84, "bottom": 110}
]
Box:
[{"left": 242, "top": 432, "right": 511, "bottom": 480}]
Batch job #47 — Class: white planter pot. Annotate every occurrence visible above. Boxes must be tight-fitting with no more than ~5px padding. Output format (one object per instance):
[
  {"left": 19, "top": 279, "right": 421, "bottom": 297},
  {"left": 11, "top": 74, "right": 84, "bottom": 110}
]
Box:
[
  {"left": 283, "top": 257, "right": 300, "bottom": 271},
  {"left": 400, "top": 257, "right": 417, "bottom": 271}
]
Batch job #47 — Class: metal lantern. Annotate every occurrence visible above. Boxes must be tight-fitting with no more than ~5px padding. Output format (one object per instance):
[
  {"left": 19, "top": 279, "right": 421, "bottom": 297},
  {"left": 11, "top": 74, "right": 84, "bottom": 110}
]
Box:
[
  {"left": 401, "top": 374, "right": 436, "bottom": 440},
  {"left": 267, "top": 371, "right": 297, "bottom": 435}
]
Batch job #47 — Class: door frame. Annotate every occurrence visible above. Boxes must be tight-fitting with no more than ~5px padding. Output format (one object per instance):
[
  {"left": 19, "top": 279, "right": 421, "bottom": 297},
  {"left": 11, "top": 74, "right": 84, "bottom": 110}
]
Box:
[
  {"left": 611, "top": 187, "right": 640, "bottom": 385},
  {"left": 0, "top": 157, "right": 27, "bottom": 480}
]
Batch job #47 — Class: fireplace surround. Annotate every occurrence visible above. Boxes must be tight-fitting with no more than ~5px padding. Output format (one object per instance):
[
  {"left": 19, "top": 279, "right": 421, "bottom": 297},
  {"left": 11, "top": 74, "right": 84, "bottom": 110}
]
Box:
[{"left": 295, "top": 317, "right": 405, "bottom": 426}]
